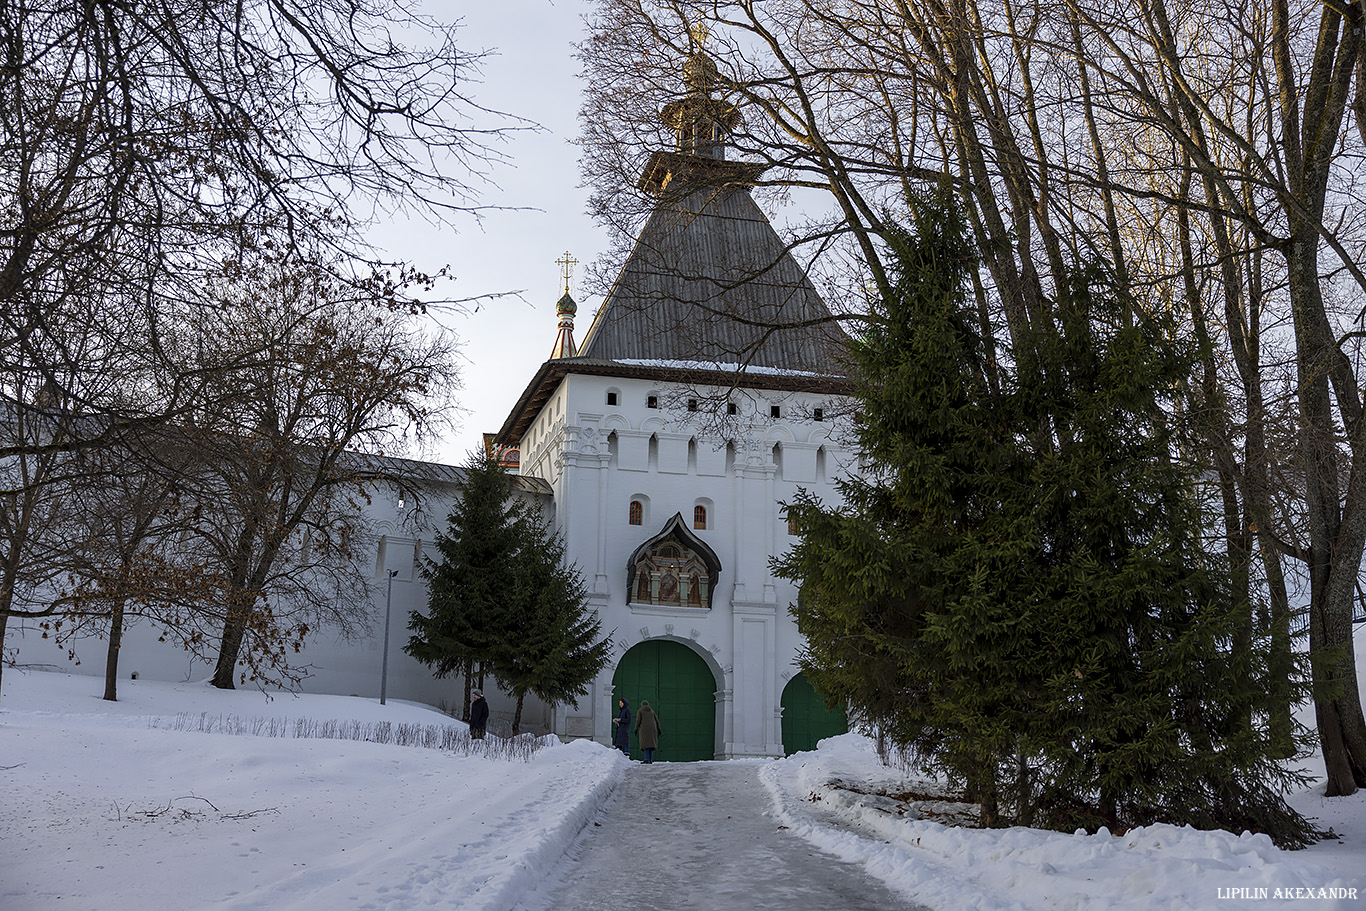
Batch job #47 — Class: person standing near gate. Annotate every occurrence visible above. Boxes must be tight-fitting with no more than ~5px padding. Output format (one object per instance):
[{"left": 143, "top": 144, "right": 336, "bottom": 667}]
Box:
[
  {"left": 612, "top": 697, "right": 631, "bottom": 756},
  {"left": 633, "top": 700, "right": 661, "bottom": 763},
  {"left": 469, "top": 689, "right": 489, "bottom": 740}
]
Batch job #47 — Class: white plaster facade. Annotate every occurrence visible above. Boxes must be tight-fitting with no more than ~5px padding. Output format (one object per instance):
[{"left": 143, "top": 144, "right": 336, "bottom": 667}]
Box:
[{"left": 513, "top": 371, "right": 855, "bottom": 758}]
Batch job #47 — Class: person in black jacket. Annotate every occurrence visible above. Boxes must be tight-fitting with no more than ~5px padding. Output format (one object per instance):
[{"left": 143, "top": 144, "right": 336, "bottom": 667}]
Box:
[
  {"left": 469, "top": 689, "right": 490, "bottom": 740},
  {"left": 612, "top": 697, "right": 631, "bottom": 756}
]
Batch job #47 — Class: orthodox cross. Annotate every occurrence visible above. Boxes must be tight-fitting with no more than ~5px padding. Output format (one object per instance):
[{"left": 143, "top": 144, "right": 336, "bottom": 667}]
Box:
[{"left": 556, "top": 251, "right": 577, "bottom": 294}]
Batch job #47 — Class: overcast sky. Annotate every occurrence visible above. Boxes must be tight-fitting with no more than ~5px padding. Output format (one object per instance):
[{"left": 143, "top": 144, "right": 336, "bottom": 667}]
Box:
[{"left": 377, "top": 0, "right": 609, "bottom": 465}]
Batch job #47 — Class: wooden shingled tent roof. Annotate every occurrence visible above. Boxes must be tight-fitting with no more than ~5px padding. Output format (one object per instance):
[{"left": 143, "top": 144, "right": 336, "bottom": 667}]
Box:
[{"left": 573, "top": 167, "right": 848, "bottom": 375}]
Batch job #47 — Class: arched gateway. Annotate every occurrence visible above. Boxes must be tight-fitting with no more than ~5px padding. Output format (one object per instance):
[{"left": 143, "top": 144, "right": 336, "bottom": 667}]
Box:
[{"left": 612, "top": 640, "right": 718, "bottom": 761}]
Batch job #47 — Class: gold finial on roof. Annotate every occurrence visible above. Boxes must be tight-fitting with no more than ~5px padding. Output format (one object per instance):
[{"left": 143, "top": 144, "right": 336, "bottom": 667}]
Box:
[
  {"left": 556, "top": 250, "right": 578, "bottom": 294},
  {"left": 688, "top": 19, "right": 710, "bottom": 49},
  {"left": 550, "top": 251, "right": 578, "bottom": 359}
]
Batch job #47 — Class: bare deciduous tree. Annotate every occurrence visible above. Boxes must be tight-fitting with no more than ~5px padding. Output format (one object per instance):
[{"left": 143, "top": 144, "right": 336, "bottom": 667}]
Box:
[
  {"left": 1, "top": 0, "right": 497, "bottom": 696},
  {"left": 578, "top": 0, "right": 1366, "bottom": 792},
  {"left": 177, "top": 230, "right": 459, "bottom": 690},
  {"left": 1, "top": 0, "right": 499, "bottom": 455}
]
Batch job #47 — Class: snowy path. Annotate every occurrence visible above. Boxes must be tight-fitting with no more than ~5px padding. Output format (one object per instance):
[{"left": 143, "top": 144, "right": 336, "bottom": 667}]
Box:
[{"left": 513, "top": 760, "right": 927, "bottom": 911}]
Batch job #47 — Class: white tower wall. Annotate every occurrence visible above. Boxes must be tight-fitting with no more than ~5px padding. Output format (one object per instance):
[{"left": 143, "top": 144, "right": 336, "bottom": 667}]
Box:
[{"left": 516, "top": 371, "right": 855, "bottom": 757}]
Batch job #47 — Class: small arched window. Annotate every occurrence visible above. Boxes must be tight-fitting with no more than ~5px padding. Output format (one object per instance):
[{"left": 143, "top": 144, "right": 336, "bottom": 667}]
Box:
[
  {"left": 629, "top": 500, "right": 643, "bottom": 526},
  {"left": 694, "top": 505, "right": 707, "bottom": 530},
  {"left": 788, "top": 517, "right": 800, "bottom": 536}
]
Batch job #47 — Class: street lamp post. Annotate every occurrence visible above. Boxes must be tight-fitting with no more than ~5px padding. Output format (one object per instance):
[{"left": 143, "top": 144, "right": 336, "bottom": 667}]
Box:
[{"left": 380, "top": 569, "right": 398, "bottom": 705}]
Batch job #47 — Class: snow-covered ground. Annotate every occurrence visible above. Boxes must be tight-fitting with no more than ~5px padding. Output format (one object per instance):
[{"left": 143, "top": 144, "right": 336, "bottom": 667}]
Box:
[
  {"left": 0, "top": 670, "right": 625, "bottom": 911},
  {"left": 2, "top": 669, "right": 1363, "bottom": 911},
  {"left": 761, "top": 734, "right": 1364, "bottom": 911}
]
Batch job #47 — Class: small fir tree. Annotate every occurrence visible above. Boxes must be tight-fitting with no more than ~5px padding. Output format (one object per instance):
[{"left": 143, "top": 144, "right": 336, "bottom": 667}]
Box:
[
  {"left": 774, "top": 193, "right": 1314, "bottom": 846},
  {"left": 492, "top": 511, "right": 612, "bottom": 734},
  {"left": 405, "top": 452, "right": 526, "bottom": 720},
  {"left": 407, "top": 451, "right": 610, "bottom": 734}
]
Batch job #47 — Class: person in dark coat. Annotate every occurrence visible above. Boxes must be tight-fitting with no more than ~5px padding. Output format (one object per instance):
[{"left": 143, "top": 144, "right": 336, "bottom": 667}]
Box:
[
  {"left": 633, "top": 700, "right": 661, "bottom": 763},
  {"left": 469, "top": 689, "right": 489, "bottom": 740},
  {"left": 612, "top": 697, "right": 631, "bottom": 756}
]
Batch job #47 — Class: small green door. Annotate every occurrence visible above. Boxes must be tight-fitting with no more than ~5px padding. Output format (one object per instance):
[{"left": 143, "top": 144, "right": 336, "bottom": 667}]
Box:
[
  {"left": 781, "top": 672, "right": 848, "bottom": 755},
  {"left": 612, "top": 640, "right": 717, "bottom": 761}
]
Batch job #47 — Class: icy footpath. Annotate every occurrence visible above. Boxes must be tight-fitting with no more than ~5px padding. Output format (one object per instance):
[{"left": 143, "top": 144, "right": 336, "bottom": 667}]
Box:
[
  {"left": 759, "top": 734, "right": 1361, "bottom": 911},
  {"left": 434, "top": 739, "right": 628, "bottom": 911}
]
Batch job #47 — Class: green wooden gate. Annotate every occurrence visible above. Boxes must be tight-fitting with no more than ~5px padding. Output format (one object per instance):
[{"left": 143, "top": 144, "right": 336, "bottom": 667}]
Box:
[
  {"left": 781, "top": 672, "right": 848, "bottom": 756},
  {"left": 612, "top": 640, "right": 717, "bottom": 762}
]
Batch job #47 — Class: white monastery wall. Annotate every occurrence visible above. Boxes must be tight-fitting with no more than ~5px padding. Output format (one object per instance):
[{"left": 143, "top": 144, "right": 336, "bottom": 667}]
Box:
[
  {"left": 7, "top": 477, "right": 554, "bottom": 735},
  {"left": 7, "top": 367, "right": 852, "bottom": 755}
]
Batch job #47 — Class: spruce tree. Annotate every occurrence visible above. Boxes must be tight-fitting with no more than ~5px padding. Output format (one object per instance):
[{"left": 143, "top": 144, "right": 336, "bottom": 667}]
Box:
[
  {"left": 405, "top": 452, "right": 526, "bottom": 719},
  {"left": 775, "top": 193, "right": 1314, "bottom": 845},
  {"left": 406, "top": 451, "right": 610, "bottom": 734},
  {"left": 492, "top": 511, "right": 612, "bottom": 734}
]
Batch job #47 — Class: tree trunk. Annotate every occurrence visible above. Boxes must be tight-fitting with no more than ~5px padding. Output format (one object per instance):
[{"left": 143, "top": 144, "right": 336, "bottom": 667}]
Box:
[
  {"left": 1240, "top": 247, "right": 1296, "bottom": 757},
  {"left": 1178, "top": 169, "right": 1257, "bottom": 731},
  {"left": 1014, "top": 741, "right": 1036, "bottom": 827},
  {"left": 0, "top": 568, "right": 22, "bottom": 704},
  {"left": 210, "top": 588, "right": 255, "bottom": 689},
  {"left": 1288, "top": 232, "right": 1366, "bottom": 795},
  {"left": 0, "top": 613, "right": 9, "bottom": 704},
  {"left": 210, "top": 617, "right": 244, "bottom": 689},
  {"left": 462, "top": 659, "right": 473, "bottom": 721},
  {"left": 1265, "top": 0, "right": 1366, "bottom": 792},
  {"left": 103, "top": 598, "right": 126, "bottom": 702},
  {"left": 1261, "top": 538, "right": 1296, "bottom": 757},
  {"left": 513, "top": 692, "right": 525, "bottom": 736}
]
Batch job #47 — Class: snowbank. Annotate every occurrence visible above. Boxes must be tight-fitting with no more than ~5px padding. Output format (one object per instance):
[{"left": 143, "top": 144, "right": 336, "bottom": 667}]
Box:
[
  {"left": 760, "top": 733, "right": 1364, "bottom": 911},
  {"left": 0, "top": 669, "right": 625, "bottom": 911},
  {"left": 5, "top": 669, "right": 1364, "bottom": 911}
]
